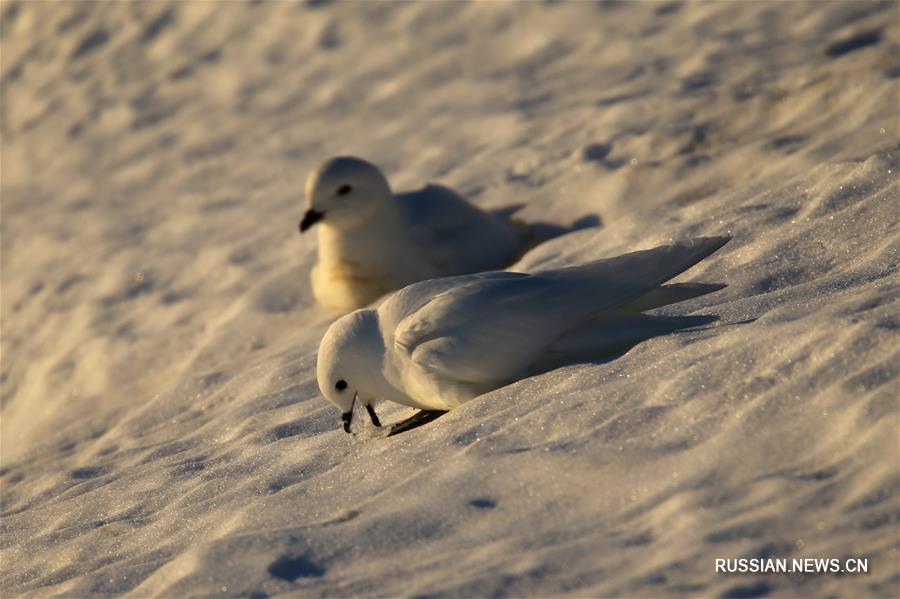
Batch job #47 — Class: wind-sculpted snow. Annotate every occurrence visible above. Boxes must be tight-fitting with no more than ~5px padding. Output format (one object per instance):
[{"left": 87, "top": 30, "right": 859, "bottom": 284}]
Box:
[{"left": 1, "top": 1, "right": 898, "bottom": 596}]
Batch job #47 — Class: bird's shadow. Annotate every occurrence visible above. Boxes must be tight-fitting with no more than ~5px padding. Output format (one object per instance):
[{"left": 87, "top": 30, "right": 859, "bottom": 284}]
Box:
[
  {"left": 381, "top": 316, "right": 755, "bottom": 437},
  {"left": 580, "top": 316, "right": 757, "bottom": 367}
]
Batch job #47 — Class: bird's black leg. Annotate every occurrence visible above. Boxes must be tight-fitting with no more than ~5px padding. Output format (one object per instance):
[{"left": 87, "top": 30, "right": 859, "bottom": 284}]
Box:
[
  {"left": 387, "top": 410, "right": 448, "bottom": 437},
  {"left": 365, "top": 403, "right": 382, "bottom": 428}
]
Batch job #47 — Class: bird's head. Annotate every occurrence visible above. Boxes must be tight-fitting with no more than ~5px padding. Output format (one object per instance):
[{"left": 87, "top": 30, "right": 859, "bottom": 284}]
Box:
[
  {"left": 316, "top": 309, "right": 385, "bottom": 432},
  {"left": 300, "top": 156, "right": 392, "bottom": 233}
]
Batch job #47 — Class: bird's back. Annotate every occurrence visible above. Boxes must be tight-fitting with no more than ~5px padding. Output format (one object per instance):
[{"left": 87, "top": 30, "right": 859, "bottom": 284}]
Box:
[
  {"left": 377, "top": 237, "right": 731, "bottom": 406},
  {"left": 395, "top": 185, "right": 524, "bottom": 281}
]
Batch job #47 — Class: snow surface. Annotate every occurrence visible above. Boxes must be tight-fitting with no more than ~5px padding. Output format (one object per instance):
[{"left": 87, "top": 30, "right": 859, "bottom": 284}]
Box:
[{"left": 1, "top": 1, "right": 898, "bottom": 597}]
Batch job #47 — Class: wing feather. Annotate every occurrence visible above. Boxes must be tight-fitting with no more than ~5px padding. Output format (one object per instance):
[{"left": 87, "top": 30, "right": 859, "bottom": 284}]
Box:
[
  {"left": 392, "top": 237, "right": 730, "bottom": 385},
  {"left": 396, "top": 185, "right": 523, "bottom": 273}
]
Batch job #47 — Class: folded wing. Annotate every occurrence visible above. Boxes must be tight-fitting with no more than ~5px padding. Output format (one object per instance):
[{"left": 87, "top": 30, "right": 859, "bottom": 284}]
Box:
[
  {"left": 396, "top": 184, "right": 523, "bottom": 274},
  {"left": 393, "top": 237, "right": 731, "bottom": 385}
]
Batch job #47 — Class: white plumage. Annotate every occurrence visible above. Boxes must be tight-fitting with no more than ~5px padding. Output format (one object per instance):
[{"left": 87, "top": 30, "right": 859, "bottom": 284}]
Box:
[
  {"left": 316, "top": 237, "right": 730, "bottom": 431},
  {"left": 299, "top": 156, "right": 561, "bottom": 313}
]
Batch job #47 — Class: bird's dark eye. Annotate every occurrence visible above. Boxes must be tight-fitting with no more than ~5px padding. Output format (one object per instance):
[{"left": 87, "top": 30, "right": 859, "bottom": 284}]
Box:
[
  {"left": 335, "top": 379, "right": 348, "bottom": 391},
  {"left": 336, "top": 184, "right": 352, "bottom": 196}
]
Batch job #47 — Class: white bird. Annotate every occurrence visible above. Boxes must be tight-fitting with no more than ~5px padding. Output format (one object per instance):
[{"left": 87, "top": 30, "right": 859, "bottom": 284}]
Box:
[
  {"left": 299, "top": 156, "right": 573, "bottom": 314},
  {"left": 316, "top": 236, "right": 730, "bottom": 435}
]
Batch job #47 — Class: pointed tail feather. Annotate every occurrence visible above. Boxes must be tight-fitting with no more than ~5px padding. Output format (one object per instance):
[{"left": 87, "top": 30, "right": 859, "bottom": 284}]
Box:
[
  {"left": 538, "top": 236, "right": 731, "bottom": 319},
  {"left": 510, "top": 220, "right": 572, "bottom": 260},
  {"left": 490, "top": 203, "right": 527, "bottom": 220},
  {"left": 510, "top": 214, "right": 603, "bottom": 261},
  {"left": 620, "top": 282, "right": 727, "bottom": 313}
]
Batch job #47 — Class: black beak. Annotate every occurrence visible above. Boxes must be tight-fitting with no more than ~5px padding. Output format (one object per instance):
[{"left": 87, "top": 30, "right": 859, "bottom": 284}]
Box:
[
  {"left": 299, "top": 209, "right": 324, "bottom": 233},
  {"left": 341, "top": 411, "right": 352, "bottom": 433}
]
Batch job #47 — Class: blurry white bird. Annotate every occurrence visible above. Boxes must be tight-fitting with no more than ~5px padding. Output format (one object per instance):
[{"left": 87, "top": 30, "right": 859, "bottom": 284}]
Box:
[
  {"left": 299, "top": 156, "right": 576, "bottom": 313},
  {"left": 316, "top": 236, "right": 730, "bottom": 435}
]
